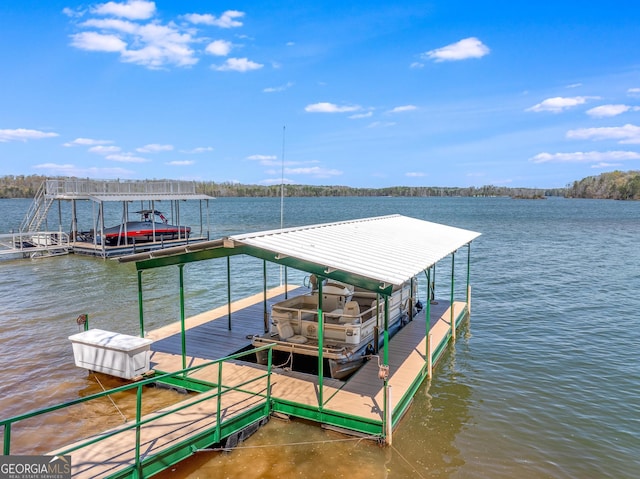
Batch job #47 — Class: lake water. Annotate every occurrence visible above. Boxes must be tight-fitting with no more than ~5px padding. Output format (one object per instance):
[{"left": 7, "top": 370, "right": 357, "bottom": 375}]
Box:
[{"left": 0, "top": 196, "right": 638, "bottom": 478}]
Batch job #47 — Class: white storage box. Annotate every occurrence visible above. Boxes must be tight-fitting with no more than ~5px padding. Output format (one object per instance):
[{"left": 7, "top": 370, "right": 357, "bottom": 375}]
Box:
[{"left": 69, "top": 329, "right": 153, "bottom": 379}]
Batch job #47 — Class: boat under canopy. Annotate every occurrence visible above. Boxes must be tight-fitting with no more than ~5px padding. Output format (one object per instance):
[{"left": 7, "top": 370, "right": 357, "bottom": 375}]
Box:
[{"left": 122, "top": 214, "right": 481, "bottom": 380}]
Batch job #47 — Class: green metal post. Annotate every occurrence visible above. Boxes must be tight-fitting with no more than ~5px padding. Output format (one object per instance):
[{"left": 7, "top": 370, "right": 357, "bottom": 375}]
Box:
[
  {"left": 266, "top": 347, "right": 273, "bottom": 408},
  {"left": 317, "top": 279, "right": 324, "bottom": 408},
  {"left": 450, "top": 252, "right": 456, "bottom": 339},
  {"left": 284, "top": 266, "right": 288, "bottom": 299},
  {"left": 263, "top": 260, "right": 268, "bottom": 333},
  {"left": 137, "top": 270, "right": 145, "bottom": 337},
  {"left": 3, "top": 424, "right": 10, "bottom": 455},
  {"left": 135, "top": 383, "right": 142, "bottom": 478},
  {"left": 383, "top": 297, "right": 389, "bottom": 366},
  {"left": 179, "top": 264, "right": 187, "bottom": 372},
  {"left": 227, "top": 256, "right": 232, "bottom": 331},
  {"left": 466, "top": 243, "right": 471, "bottom": 304},
  {"left": 426, "top": 268, "right": 431, "bottom": 355},
  {"left": 383, "top": 297, "right": 390, "bottom": 442},
  {"left": 431, "top": 263, "right": 436, "bottom": 302},
  {"left": 216, "top": 362, "right": 223, "bottom": 442}
]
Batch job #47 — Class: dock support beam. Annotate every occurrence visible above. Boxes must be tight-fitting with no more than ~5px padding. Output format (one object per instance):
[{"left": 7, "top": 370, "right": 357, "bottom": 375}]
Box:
[
  {"left": 227, "top": 257, "right": 232, "bottom": 331},
  {"left": 179, "top": 264, "right": 187, "bottom": 372},
  {"left": 450, "top": 252, "right": 456, "bottom": 340},
  {"left": 317, "top": 280, "right": 324, "bottom": 408},
  {"left": 137, "top": 270, "right": 145, "bottom": 337},
  {"left": 263, "top": 261, "right": 268, "bottom": 333}
]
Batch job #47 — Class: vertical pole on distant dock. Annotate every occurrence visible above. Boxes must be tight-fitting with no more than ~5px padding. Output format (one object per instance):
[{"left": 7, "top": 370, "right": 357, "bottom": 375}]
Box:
[
  {"left": 227, "top": 256, "right": 232, "bottom": 331},
  {"left": 450, "top": 252, "right": 456, "bottom": 341},
  {"left": 179, "top": 264, "right": 187, "bottom": 373},
  {"left": 137, "top": 270, "right": 145, "bottom": 337}
]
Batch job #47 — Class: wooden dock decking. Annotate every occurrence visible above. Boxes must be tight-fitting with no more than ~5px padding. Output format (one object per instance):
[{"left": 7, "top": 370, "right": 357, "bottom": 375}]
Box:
[{"left": 49, "top": 287, "right": 467, "bottom": 478}]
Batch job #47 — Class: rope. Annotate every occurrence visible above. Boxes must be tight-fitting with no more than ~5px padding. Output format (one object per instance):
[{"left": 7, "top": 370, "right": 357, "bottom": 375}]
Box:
[
  {"left": 391, "top": 444, "right": 427, "bottom": 479},
  {"left": 93, "top": 374, "right": 128, "bottom": 423},
  {"left": 197, "top": 435, "right": 378, "bottom": 452}
]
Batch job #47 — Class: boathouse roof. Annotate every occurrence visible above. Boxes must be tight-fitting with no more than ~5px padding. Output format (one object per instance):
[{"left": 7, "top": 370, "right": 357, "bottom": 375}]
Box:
[{"left": 122, "top": 214, "right": 480, "bottom": 294}]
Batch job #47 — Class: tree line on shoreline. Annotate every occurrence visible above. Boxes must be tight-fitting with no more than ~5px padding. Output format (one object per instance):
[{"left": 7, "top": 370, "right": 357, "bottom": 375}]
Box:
[{"left": 0, "top": 171, "right": 638, "bottom": 200}]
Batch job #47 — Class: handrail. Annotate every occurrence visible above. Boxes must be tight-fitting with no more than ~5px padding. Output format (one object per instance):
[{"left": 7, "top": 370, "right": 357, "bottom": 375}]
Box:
[{"left": 1, "top": 343, "right": 275, "bottom": 459}]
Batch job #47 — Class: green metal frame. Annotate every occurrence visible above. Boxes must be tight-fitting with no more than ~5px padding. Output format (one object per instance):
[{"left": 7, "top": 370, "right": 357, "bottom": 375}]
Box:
[
  {"left": 1, "top": 344, "right": 275, "bottom": 479},
  {"left": 130, "top": 233, "right": 477, "bottom": 447}
]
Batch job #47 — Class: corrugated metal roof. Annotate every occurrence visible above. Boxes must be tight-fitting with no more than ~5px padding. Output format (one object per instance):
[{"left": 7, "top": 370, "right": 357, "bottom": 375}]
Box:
[{"left": 229, "top": 214, "right": 480, "bottom": 287}]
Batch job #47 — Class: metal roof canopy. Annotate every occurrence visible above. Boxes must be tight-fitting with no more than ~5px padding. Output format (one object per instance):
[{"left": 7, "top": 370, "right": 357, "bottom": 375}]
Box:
[{"left": 126, "top": 214, "right": 480, "bottom": 295}]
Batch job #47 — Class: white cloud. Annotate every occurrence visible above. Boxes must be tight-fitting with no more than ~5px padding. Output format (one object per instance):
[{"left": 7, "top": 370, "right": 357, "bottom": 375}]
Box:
[
  {"left": 92, "top": 1, "right": 156, "bottom": 20},
  {"left": 63, "top": 137, "right": 113, "bottom": 147},
  {"left": 627, "top": 88, "right": 640, "bottom": 97},
  {"left": 0, "top": 128, "right": 59, "bottom": 142},
  {"left": 213, "top": 57, "right": 263, "bottom": 72},
  {"left": 367, "top": 121, "right": 396, "bottom": 128},
  {"left": 423, "top": 37, "right": 489, "bottom": 62},
  {"left": 388, "top": 105, "right": 417, "bottom": 113},
  {"left": 566, "top": 83, "right": 583, "bottom": 89},
  {"left": 405, "top": 172, "right": 426, "bottom": 177},
  {"left": 349, "top": 112, "right": 373, "bottom": 119},
  {"left": 263, "top": 82, "right": 294, "bottom": 93},
  {"left": 285, "top": 166, "right": 342, "bottom": 178},
  {"left": 183, "top": 10, "right": 244, "bottom": 28},
  {"left": 205, "top": 40, "right": 232, "bottom": 56},
  {"left": 530, "top": 150, "right": 640, "bottom": 163},
  {"left": 247, "top": 154, "right": 279, "bottom": 166},
  {"left": 70, "top": 31, "right": 127, "bottom": 52},
  {"left": 591, "top": 162, "right": 623, "bottom": 169},
  {"left": 166, "top": 160, "right": 194, "bottom": 166},
  {"left": 136, "top": 143, "right": 173, "bottom": 153},
  {"left": 410, "top": 62, "right": 424, "bottom": 69},
  {"left": 182, "top": 146, "right": 213, "bottom": 153},
  {"left": 586, "top": 104, "right": 639, "bottom": 118},
  {"left": 32, "top": 162, "right": 134, "bottom": 177},
  {"left": 70, "top": 9, "right": 203, "bottom": 68},
  {"left": 526, "top": 96, "right": 599, "bottom": 113},
  {"left": 305, "top": 102, "right": 361, "bottom": 113},
  {"left": 106, "top": 153, "right": 150, "bottom": 163},
  {"left": 89, "top": 145, "right": 121, "bottom": 154},
  {"left": 566, "top": 124, "right": 640, "bottom": 144}
]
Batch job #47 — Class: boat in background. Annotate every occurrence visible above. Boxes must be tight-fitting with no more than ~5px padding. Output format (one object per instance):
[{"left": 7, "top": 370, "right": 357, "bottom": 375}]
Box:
[{"left": 102, "top": 210, "right": 191, "bottom": 246}]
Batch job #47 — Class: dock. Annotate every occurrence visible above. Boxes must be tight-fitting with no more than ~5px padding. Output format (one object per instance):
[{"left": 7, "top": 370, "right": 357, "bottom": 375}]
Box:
[
  {"left": 8, "top": 178, "right": 213, "bottom": 259},
  {"left": 1, "top": 214, "right": 480, "bottom": 478},
  {"left": 46, "top": 286, "right": 466, "bottom": 479}
]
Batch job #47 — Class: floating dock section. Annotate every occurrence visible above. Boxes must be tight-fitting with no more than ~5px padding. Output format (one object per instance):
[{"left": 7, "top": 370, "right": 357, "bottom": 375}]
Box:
[{"left": 1, "top": 214, "right": 480, "bottom": 478}]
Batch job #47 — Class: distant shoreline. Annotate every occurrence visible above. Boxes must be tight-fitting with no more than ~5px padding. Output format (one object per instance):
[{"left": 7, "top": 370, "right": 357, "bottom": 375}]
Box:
[{"left": 1, "top": 170, "right": 639, "bottom": 200}]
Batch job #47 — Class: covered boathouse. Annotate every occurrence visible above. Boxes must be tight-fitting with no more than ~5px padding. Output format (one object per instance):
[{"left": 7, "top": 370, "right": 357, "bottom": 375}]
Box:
[
  {"left": 16, "top": 178, "right": 213, "bottom": 258},
  {"left": 2, "top": 214, "right": 480, "bottom": 478},
  {"left": 120, "top": 214, "right": 481, "bottom": 442}
]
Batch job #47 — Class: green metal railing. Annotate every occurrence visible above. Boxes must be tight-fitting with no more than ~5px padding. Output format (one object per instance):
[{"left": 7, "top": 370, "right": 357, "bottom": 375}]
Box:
[{"left": 1, "top": 343, "right": 275, "bottom": 477}]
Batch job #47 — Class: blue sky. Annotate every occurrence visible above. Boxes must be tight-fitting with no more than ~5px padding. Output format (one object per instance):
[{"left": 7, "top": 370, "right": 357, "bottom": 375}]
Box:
[{"left": 1, "top": 1, "right": 640, "bottom": 188}]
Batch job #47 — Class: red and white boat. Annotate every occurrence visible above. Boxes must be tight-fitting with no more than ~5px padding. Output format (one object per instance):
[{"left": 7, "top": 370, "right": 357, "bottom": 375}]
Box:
[{"left": 102, "top": 210, "right": 190, "bottom": 245}]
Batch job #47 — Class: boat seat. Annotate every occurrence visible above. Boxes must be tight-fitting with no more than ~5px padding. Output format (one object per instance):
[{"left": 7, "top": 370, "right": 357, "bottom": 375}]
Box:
[
  {"left": 339, "top": 301, "right": 360, "bottom": 324},
  {"left": 276, "top": 320, "right": 308, "bottom": 344}
]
